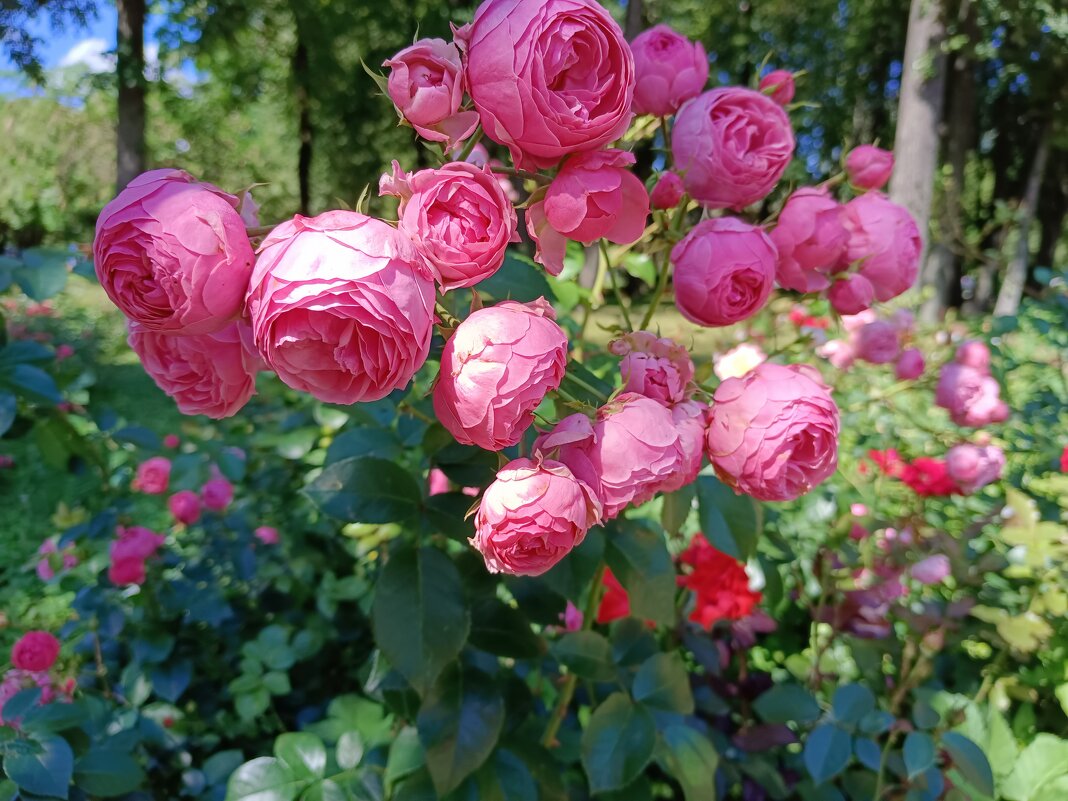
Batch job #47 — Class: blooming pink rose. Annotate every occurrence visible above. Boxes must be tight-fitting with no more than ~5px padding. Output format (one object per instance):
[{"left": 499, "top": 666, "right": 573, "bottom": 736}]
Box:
[
  {"left": 911, "top": 554, "right": 951, "bottom": 586},
  {"left": 132, "top": 457, "right": 171, "bottom": 494},
  {"left": 935, "top": 363, "right": 1009, "bottom": 427},
  {"left": 895, "top": 348, "right": 925, "bottom": 380},
  {"left": 771, "top": 188, "right": 847, "bottom": 293},
  {"left": 254, "top": 526, "right": 280, "bottom": 545},
  {"left": 542, "top": 150, "right": 649, "bottom": 245},
  {"left": 666, "top": 400, "right": 708, "bottom": 493},
  {"left": 671, "top": 217, "right": 777, "bottom": 327},
  {"left": 380, "top": 160, "right": 518, "bottom": 291},
  {"left": 246, "top": 211, "right": 435, "bottom": 404},
  {"left": 384, "top": 38, "right": 479, "bottom": 150},
  {"left": 472, "top": 457, "right": 601, "bottom": 576},
  {"left": 168, "top": 490, "right": 202, "bottom": 525},
  {"left": 93, "top": 169, "right": 255, "bottom": 335},
  {"left": 650, "top": 171, "right": 685, "bottom": 210},
  {"left": 463, "top": 143, "right": 519, "bottom": 202},
  {"left": 11, "top": 632, "right": 60, "bottom": 672},
  {"left": 434, "top": 299, "right": 568, "bottom": 451},
  {"left": 630, "top": 24, "right": 708, "bottom": 117},
  {"left": 672, "top": 87, "right": 795, "bottom": 210},
  {"left": 163, "top": 434, "right": 180, "bottom": 449},
  {"left": 108, "top": 557, "right": 146, "bottom": 587},
  {"left": 714, "top": 343, "right": 767, "bottom": 380},
  {"left": 840, "top": 193, "right": 921, "bottom": 303},
  {"left": 460, "top": 0, "right": 635, "bottom": 170},
  {"left": 828, "top": 274, "right": 875, "bottom": 315},
  {"left": 759, "top": 69, "right": 795, "bottom": 105},
  {"left": 845, "top": 145, "right": 894, "bottom": 191},
  {"left": 201, "top": 476, "right": 234, "bottom": 510},
  {"left": 817, "top": 339, "right": 855, "bottom": 370},
  {"left": 955, "top": 340, "right": 991, "bottom": 371},
  {"left": 524, "top": 200, "right": 568, "bottom": 277},
  {"left": 855, "top": 320, "right": 900, "bottom": 365},
  {"left": 609, "top": 330, "right": 695, "bottom": 406},
  {"left": 532, "top": 413, "right": 603, "bottom": 499},
  {"left": 111, "top": 526, "right": 165, "bottom": 562},
  {"left": 706, "top": 363, "right": 840, "bottom": 501},
  {"left": 127, "top": 320, "right": 260, "bottom": 419},
  {"left": 946, "top": 444, "right": 1005, "bottom": 494}
]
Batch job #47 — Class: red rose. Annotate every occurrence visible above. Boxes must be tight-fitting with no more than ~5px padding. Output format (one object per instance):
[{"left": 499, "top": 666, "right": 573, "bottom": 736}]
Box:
[
  {"left": 11, "top": 631, "right": 61, "bottom": 672},
  {"left": 596, "top": 569, "right": 631, "bottom": 624},
  {"left": 677, "top": 535, "right": 760, "bottom": 628}
]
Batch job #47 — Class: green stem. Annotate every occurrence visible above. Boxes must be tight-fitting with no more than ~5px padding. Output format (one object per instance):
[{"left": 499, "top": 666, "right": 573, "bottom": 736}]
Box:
[
  {"left": 491, "top": 165, "right": 551, "bottom": 186},
  {"left": 562, "top": 372, "right": 609, "bottom": 404},
  {"left": 639, "top": 251, "right": 672, "bottom": 331},
  {"left": 873, "top": 730, "right": 899, "bottom": 800},
  {"left": 455, "top": 126, "right": 484, "bottom": 163},
  {"left": 600, "top": 240, "right": 634, "bottom": 332}
]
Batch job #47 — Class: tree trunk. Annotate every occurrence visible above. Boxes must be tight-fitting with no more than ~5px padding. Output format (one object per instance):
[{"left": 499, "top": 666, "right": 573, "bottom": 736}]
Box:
[
  {"left": 115, "top": 0, "right": 146, "bottom": 191},
  {"left": 624, "top": 0, "right": 644, "bottom": 40},
  {"left": 1032, "top": 154, "right": 1066, "bottom": 288},
  {"left": 994, "top": 123, "right": 1052, "bottom": 317},
  {"left": 890, "top": 0, "right": 947, "bottom": 303},
  {"left": 293, "top": 36, "right": 313, "bottom": 215}
]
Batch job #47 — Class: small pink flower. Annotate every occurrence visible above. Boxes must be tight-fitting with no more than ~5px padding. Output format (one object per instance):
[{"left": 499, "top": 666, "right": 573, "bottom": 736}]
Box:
[
  {"left": 895, "top": 348, "right": 925, "bottom": 380},
  {"left": 650, "top": 172, "right": 685, "bottom": 210},
  {"left": 254, "top": 526, "right": 280, "bottom": 545},
  {"left": 911, "top": 554, "right": 951, "bottom": 586},
  {"left": 428, "top": 468, "right": 450, "bottom": 497},
  {"left": 163, "top": 434, "right": 180, "bottom": 449},
  {"left": 845, "top": 145, "right": 894, "bottom": 191},
  {"left": 168, "top": 490, "right": 202, "bottom": 525},
  {"left": 562, "top": 601, "right": 584, "bottom": 631},
  {"left": 201, "top": 477, "right": 234, "bottom": 511},
  {"left": 132, "top": 457, "right": 171, "bottom": 495},
  {"left": 855, "top": 321, "right": 900, "bottom": 365},
  {"left": 108, "top": 557, "right": 146, "bottom": 587},
  {"left": 945, "top": 444, "right": 1005, "bottom": 494},
  {"left": 11, "top": 631, "right": 61, "bottom": 672},
  {"left": 111, "top": 526, "right": 165, "bottom": 562},
  {"left": 54, "top": 344, "right": 75, "bottom": 361},
  {"left": 955, "top": 340, "right": 991, "bottom": 371},
  {"left": 840, "top": 193, "right": 921, "bottom": 303},
  {"left": 759, "top": 69, "right": 795, "bottom": 105}
]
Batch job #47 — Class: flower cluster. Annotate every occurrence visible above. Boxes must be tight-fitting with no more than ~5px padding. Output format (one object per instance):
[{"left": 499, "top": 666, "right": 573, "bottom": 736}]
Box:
[{"left": 936, "top": 341, "right": 1009, "bottom": 427}]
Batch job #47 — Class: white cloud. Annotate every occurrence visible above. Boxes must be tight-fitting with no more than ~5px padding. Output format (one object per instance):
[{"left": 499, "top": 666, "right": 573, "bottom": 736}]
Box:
[{"left": 58, "top": 38, "right": 114, "bottom": 73}]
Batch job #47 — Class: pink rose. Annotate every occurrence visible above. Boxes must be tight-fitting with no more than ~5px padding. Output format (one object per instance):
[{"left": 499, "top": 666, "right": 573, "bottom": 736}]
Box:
[
  {"left": 460, "top": 0, "right": 635, "bottom": 170},
  {"left": 672, "top": 87, "right": 795, "bottom": 210},
  {"left": 132, "top": 457, "right": 171, "bottom": 495},
  {"left": 11, "top": 632, "right": 60, "bottom": 672},
  {"left": 667, "top": 400, "right": 709, "bottom": 493},
  {"left": 935, "top": 363, "right": 1009, "bottom": 428},
  {"left": 828, "top": 274, "right": 876, "bottom": 315},
  {"left": 93, "top": 169, "right": 255, "bottom": 335},
  {"left": 706, "top": 363, "right": 840, "bottom": 501},
  {"left": 609, "top": 330, "right": 695, "bottom": 406},
  {"left": 111, "top": 526, "right": 165, "bottom": 562},
  {"left": 254, "top": 526, "right": 280, "bottom": 545},
  {"left": 770, "top": 188, "right": 847, "bottom": 293},
  {"left": 630, "top": 24, "right": 708, "bottom": 117},
  {"left": 434, "top": 299, "right": 568, "bottom": 451},
  {"left": 109, "top": 557, "right": 146, "bottom": 587},
  {"left": 855, "top": 320, "right": 900, "bottom": 365},
  {"left": 911, "top": 554, "right": 951, "bottom": 586},
  {"left": 428, "top": 468, "right": 451, "bottom": 496},
  {"left": 463, "top": 143, "right": 519, "bottom": 202},
  {"left": 542, "top": 150, "right": 650, "bottom": 245},
  {"left": 946, "top": 444, "right": 1005, "bottom": 494},
  {"left": 816, "top": 339, "right": 855, "bottom": 370},
  {"left": 201, "top": 476, "right": 234, "bottom": 511},
  {"left": 845, "top": 145, "right": 894, "bottom": 191},
  {"left": 841, "top": 309, "right": 876, "bottom": 333},
  {"left": 55, "top": 344, "right": 74, "bottom": 361},
  {"left": 650, "top": 171, "right": 685, "bottom": 210},
  {"left": 168, "top": 490, "right": 202, "bottom": 525},
  {"left": 524, "top": 200, "right": 568, "bottom": 278},
  {"left": 895, "top": 348, "right": 925, "bottom": 380},
  {"left": 384, "top": 38, "right": 479, "bottom": 150},
  {"left": 955, "top": 340, "right": 991, "bottom": 371},
  {"left": 840, "top": 193, "right": 921, "bottom": 303},
  {"left": 671, "top": 217, "right": 777, "bottom": 327},
  {"left": 532, "top": 413, "right": 603, "bottom": 498},
  {"left": 127, "top": 320, "right": 260, "bottom": 419},
  {"left": 246, "top": 211, "right": 435, "bottom": 404},
  {"left": 472, "top": 457, "right": 601, "bottom": 576},
  {"left": 163, "top": 434, "right": 180, "bottom": 449},
  {"left": 759, "top": 69, "right": 795, "bottom": 105},
  {"left": 380, "top": 160, "right": 518, "bottom": 291}
]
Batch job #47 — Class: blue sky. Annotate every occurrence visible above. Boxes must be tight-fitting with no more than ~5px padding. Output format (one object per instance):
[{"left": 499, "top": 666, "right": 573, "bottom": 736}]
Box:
[{"left": 3, "top": 5, "right": 118, "bottom": 71}]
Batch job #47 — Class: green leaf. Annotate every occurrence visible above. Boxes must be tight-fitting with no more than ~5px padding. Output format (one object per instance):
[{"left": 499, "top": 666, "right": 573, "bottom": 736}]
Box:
[
  {"left": 603, "top": 520, "right": 676, "bottom": 625},
  {"left": 581, "top": 693, "right": 657, "bottom": 794},
  {"left": 552, "top": 631, "right": 616, "bottom": 681},
  {"left": 661, "top": 484, "right": 695, "bottom": 537},
  {"left": 274, "top": 733, "right": 327, "bottom": 780},
  {"left": 0, "top": 392, "right": 15, "bottom": 436},
  {"left": 904, "top": 732, "right": 936, "bottom": 780},
  {"left": 236, "top": 687, "right": 271, "bottom": 721},
  {"left": 416, "top": 665, "right": 504, "bottom": 797},
  {"left": 384, "top": 727, "right": 424, "bottom": 793},
  {"left": 657, "top": 725, "right": 718, "bottom": 801},
  {"left": 469, "top": 599, "right": 542, "bottom": 659},
  {"left": 73, "top": 749, "right": 146, "bottom": 796},
  {"left": 803, "top": 725, "right": 852, "bottom": 785},
  {"left": 305, "top": 456, "right": 422, "bottom": 523},
  {"left": 423, "top": 492, "right": 477, "bottom": 542},
  {"left": 1000, "top": 733, "right": 1068, "bottom": 801},
  {"left": 372, "top": 546, "right": 470, "bottom": 695},
  {"left": 3, "top": 733, "right": 73, "bottom": 799},
  {"left": 696, "top": 474, "right": 761, "bottom": 561},
  {"left": 942, "top": 732, "right": 995, "bottom": 797},
  {"left": 610, "top": 618, "right": 659, "bottom": 668},
  {"left": 632, "top": 653, "right": 694, "bottom": 714},
  {"left": 832, "top": 685, "right": 876, "bottom": 726},
  {"left": 477, "top": 253, "right": 553, "bottom": 304},
  {"left": 0, "top": 364, "right": 62, "bottom": 404},
  {"left": 14, "top": 248, "right": 69, "bottom": 301},
  {"left": 263, "top": 672, "right": 291, "bottom": 696},
  {"left": 754, "top": 684, "right": 821, "bottom": 725},
  {"left": 465, "top": 748, "right": 538, "bottom": 801},
  {"left": 336, "top": 731, "right": 364, "bottom": 771},
  {"left": 854, "top": 737, "right": 882, "bottom": 771},
  {"left": 325, "top": 427, "right": 402, "bottom": 464},
  {"left": 560, "top": 361, "right": 615, "bottom": 406},
  {"left": 226, "top": 757, "right": 306, "bottom": 801}
]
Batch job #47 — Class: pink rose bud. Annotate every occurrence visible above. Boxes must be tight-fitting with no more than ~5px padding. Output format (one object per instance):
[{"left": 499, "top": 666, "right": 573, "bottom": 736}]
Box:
[
  {"left": 11, "top": 632, "right": 61, "bottom": 672},
  {"left": 845, "top": 145, "right": 894, "bottom": 191},
  {"left": 650, "top": 171, "right": 685, "bottom": 210},
  {"left": 111, "top": 526, "right": 166, "bottom": 562},
  {"left": 543, "top": 150, "right": 650, "bottom": 245},
  {"left": 672, "top": 87, "right": 795, "bottom": 210},
  {"left": 771, "top": 188, "right": 847, "bottom": 293},
  {"left": 246, "top": 210, "right": 435, "bottom": 404},
  {"left": 132, "top": 457, "right": 171, "bottom": 495},
  {"left": 855, "top": 320, "right": 901, "bottom": 365},
  {"left": 671, "top": 217, "right": 777, "bottom": 327},
  {"left": 911, "top": 554, "right": 951, "bottom": 586},
  {"left": 828, "top": 274, "right": 876, "bottom": 315},
  {"left": 93, "top": 169, "right": 255, "bottom": 335},
  {"left": 714, "top": 343, "right": 767, "bottom": 381},
  {"left": 816, "top": 338, "right": 855, "bottom": 370},
  {"left": 201, "top": 477, "right": 234, "bottom": 511},
  {"left": 630, "top": 24, "right": 708, "bottom": 117},
  {"left": 759, "top": 69, "right": 795, "bottom": 105},
  {"left": 434, "top": 299, "right": 568, "bottom": 451},
  {"left": 108, "top": 557, "right": 146, "bottom": 587},
  {"left": 946, "top": 444, "right": 1005, "bottom": 494},
  {"left": 428, "top": 468, "right": 451, "bottom": 496},
  {"left": 461, "top": 0, "right": 635, "bottom": 170},
  {"left": 472, "top": 457, "right": 601, "bottom": 576},
  {"left": 562, "top": 601, "right": 584, "bottom": 631},
  {"left": 706, "top": 363, "right": 840, "bottom": 501},
  {"left": 955, "top": 340, "right": 991, "bottom": 372},
  {"left": 849, "top": 523, "right": 869, "bottom": 541},
  {"left": 384, "top": 38, "right": 479, "bottom": 150},
  {"left": 840, "top": 193, "right": 921, "bottom": 303},
  {"left": 168, "top": 490, "right": 202, "bottom": 525},
  {"left": 127, "top": 320, "right": 261, "bottom": 419},
  {"left": 379, "top": 161, "right": 518, "bottom": 292},
  {"left": 610, "top": 330, "right": 695, "bottom": 406},
  {"left": 254, "top": 526, "right": 280, "bottom": 545},
  {"left": 54, "top": 344, "right": 74, "bottom": 361},
  {"left": 895, "top": 348, "right": 925, "bottom": 380},
  {"left": 163, "top": 434, "right": 180, "bottom": 449},
  {"left": 935, "top": 363, "right": 1009, "bottom": 428}
]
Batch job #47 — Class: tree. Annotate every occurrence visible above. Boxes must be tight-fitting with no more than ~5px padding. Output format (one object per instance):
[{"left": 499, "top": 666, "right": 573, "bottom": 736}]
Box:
[{"left": 115, "top": 0, "right": 146, "bottom": 189}]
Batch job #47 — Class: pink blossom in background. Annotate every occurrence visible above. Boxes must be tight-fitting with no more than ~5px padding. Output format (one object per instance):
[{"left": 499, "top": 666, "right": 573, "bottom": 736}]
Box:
[
  {"left": 630, "top": 24, "right": 708, "bottom": 117},
  {"left": 759, "top": 69, "right": 796, "bottom": 105},
  {"left": 562, "top": 601, "right": 584, "bottom": 631},
  {"left": 895, "top": 348, "right": 925, "bottom": 380},
  {"left": 955, "top": 340, "right": 991, "bottom": 371},
  {"left": 201, "top": 476, "right": 234, "bottom": 511},
  {"left": 855, "top": 320, "right": 901, "bottom": 365},
  {"left": 911, "top": 555, "right": 951, "bottom": 586},
  {"left": 946, "top": 444, "right": 1005, "bottom": 494},
  {"left": 254, "top": 526, "right": 280, "bottom": 545},
  {"left": 11, "top": 631, "right": 61, "bottom": 672},
  {"left": 163, "top": 434, "right": 181, "bottom": 449},
  {"left": 132, "top": 457, "right": 171, "bottom": 495},
  {"left": 714, "top": 343, "right": 768, "bottom": 381},
  {"left": 54, "top": 344, "right": 74, "bottom": 361},
  {"left": 168, "top": 490, "right": 202, "bottom": 525}
]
